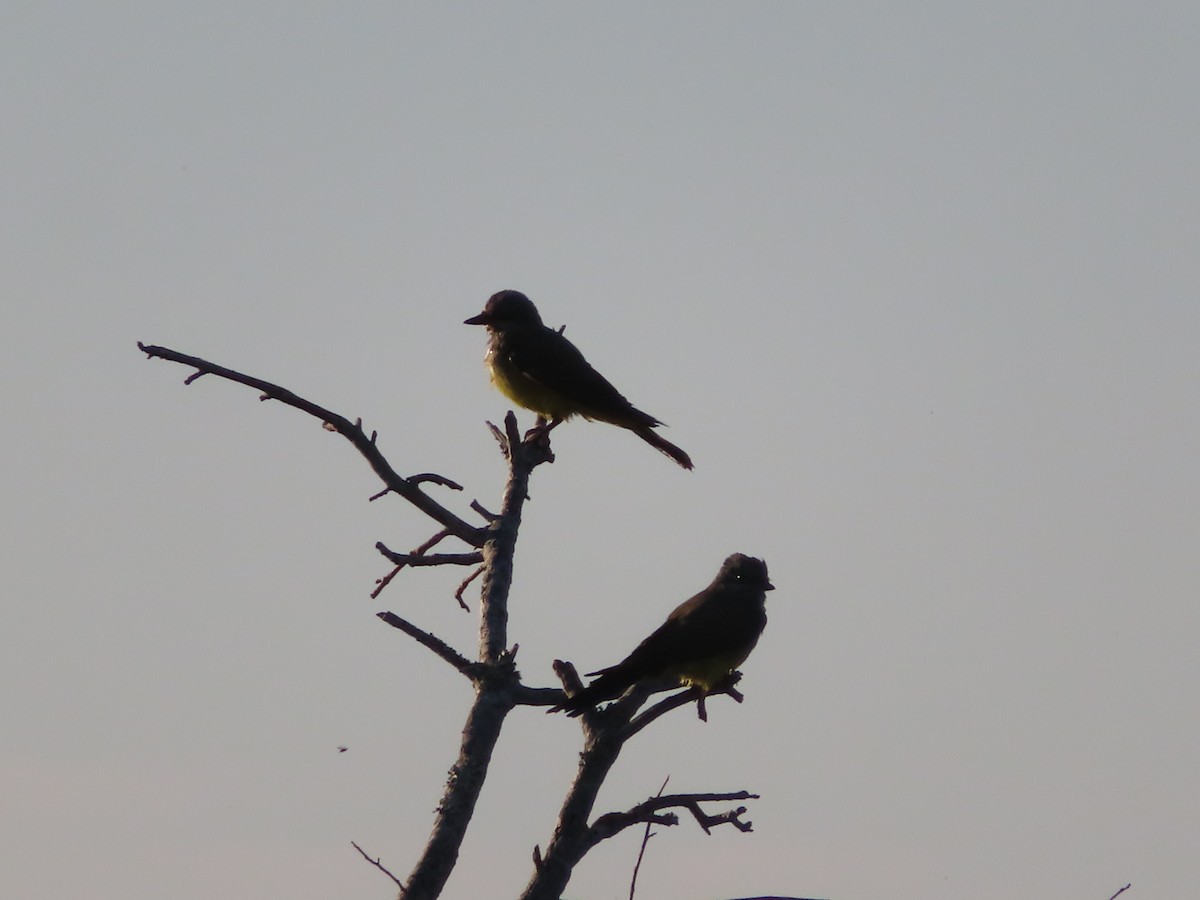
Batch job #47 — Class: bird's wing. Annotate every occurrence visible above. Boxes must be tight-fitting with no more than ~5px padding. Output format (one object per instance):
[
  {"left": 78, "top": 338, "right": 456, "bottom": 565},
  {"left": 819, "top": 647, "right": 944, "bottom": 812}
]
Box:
[
  {"left": 589, "top": 591, "right": 766, "bottom": 682},
  {"left": 561, "top": 592, "right": 765, "bottom": 715},
  {"left": 503, "top": 326, "right": 660, "bottom": 427}
]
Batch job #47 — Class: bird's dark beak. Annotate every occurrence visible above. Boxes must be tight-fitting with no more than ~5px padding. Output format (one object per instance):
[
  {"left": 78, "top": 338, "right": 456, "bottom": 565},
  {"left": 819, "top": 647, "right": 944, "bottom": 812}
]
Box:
[
  {"left": 765, "top": 582, "right": 775, "bottom": 591},
  {"left": 463, "top": 311, "right": 489, "bottom": 326}
]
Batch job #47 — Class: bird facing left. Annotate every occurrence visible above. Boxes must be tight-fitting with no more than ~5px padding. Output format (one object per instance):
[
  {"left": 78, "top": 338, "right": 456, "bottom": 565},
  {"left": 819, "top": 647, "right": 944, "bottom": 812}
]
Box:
[{"left": 464, "top": 290, "right": 693, "bottom": 469}]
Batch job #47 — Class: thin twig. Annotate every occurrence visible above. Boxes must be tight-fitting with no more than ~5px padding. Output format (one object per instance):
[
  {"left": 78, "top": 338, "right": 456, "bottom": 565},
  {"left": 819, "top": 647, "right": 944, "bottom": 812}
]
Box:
[
  {"left": 371, "top": 563, "right": 404, "bottom": 599},
  {"left": 412, "top": 530, "right": 453, "bottom": 558},
  {"left": 629, "top": 776, "right": 670, "bottom": 900},
  {"left": 486, "top": 420, "right": 509, "bottom": 458},
  {"left": 372, "top": 530, "right": 466, "bottom": 601},
  {"left": 408, "top": 472, "right": 464, "bottom": 491},
  {"left": 1108, "top": 885, "right": 1132, "bottom": 900},
  {"left": 350, "top": 840, "right": 405, "bottom": 890},
  {"left": 454, "top": 565, "right": 484, "bottom": 611}
]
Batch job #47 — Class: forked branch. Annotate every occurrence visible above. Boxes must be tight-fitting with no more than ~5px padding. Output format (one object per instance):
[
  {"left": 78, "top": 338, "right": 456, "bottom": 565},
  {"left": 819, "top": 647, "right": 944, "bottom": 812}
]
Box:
[
  {"left": 521, "top": 670, "right": 758, "bottom": 900},
  {"left": 589, "top": 790, "right": 760, "bottom": 846},
  {"left": 137, "top": 342, "right": 485, "bottom": 548}
]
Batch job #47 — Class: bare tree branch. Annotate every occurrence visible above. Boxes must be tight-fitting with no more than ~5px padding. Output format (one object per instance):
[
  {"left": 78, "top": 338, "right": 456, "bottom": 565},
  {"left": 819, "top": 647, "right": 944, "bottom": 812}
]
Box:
[
  {"left": 676, "top": 795, "right": 756, "bottom": 834},
  {"left": 547, "top": 664, "right": 747, "bottom": 738},
  {"left": 590, "top": 790, "right": 759, "bottom": 846},
  {"left": 370, "top": 474, "right": 463, "bottom": 503},
  {"left": 407, "top": 473, "right": 464, "bottom": 491},
  {"left": 143, "top": 342, "right": 771, "bottom": 900},
  {"left": 372, "top": 563, "right": 404, "bottom": 600},
  {"left": 551, "top": 659, "right": 585, "bottom": 697},
  {"left": 622, "top": 672, "right": 745, "bottom": 740},
  {"left": 137, "top": 342, "right": 486, "bottom": 548},
  {"left": 371, "top": 531, "right": 484, "bottom": 611},
  {"left": 454, "top": 565, "right": 484, "bottom": 609},
  {"left": 620, "top": 685, "right": 705, "bottom": 737},
  {"left": 407, "top": 529, "right": 456, "bottom": 559},
  {"left": 376, "top": 545, "right": 484, "bottom": 568},
  {"left": 475, "top": 412, "right": 552, "bottom": 663},
  {"left": 398, "top": 413, "right": 554, "bottom": 899},
  {"left": 513, "top": 683, "right": 576, "bottom": 707},
  {"left": 350, "top": 841, "right": 405, "bottom": 890},
  {"left": 522, "top": 670, "right": 758, "bottom": 900},
  {"left": 470, "top": 500, "right": 498, "bottom": 522},
  {"left": 1108, "top": 885, "right": 1132, "bottom": 900},
  {"left": 375, "top": 611, "right": 476, "bottom": 678}
]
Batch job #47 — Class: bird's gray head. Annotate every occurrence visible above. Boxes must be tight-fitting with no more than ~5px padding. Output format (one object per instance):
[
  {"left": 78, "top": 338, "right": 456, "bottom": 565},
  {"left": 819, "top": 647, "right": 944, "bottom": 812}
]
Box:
[
  {"left": 464, "top": 290, "right": 543, "bottom": 328},
  {"left": 718, "top": 553, "right": 774, "bottom": 593}
]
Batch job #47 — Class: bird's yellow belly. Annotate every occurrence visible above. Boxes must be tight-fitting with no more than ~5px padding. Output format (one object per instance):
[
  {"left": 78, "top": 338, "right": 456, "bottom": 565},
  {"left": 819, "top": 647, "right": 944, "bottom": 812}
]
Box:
[
  {"left": 664, "top": 648, "right": 752, "bottom": 691},
  {"left": 487, "top": 350, "right": 578, "bottom": 421}
]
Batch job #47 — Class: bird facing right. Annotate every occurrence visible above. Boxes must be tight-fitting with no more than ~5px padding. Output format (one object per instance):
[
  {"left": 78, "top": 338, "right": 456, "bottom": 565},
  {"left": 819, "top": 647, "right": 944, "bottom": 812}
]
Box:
[{"left": 550, "top": 553, "right": 775, "bottom": 716}]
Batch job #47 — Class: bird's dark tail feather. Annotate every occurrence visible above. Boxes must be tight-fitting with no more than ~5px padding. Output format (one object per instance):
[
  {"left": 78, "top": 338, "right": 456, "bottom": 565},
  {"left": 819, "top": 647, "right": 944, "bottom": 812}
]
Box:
[
  {"left": 548, "top": 671, "right": 630, "bottom": 717},
  {"left": 631, "top": 424, "right": 693, "bottom": 470},
  {"left": 548, "top": 684, "right": 604, "bottom": 718}
]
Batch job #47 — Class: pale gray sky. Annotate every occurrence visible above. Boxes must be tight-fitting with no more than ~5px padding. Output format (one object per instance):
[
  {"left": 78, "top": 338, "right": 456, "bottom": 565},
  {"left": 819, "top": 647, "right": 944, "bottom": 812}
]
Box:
[{"left": 4, "top": 4, "right": 1198, "bottom": 899}]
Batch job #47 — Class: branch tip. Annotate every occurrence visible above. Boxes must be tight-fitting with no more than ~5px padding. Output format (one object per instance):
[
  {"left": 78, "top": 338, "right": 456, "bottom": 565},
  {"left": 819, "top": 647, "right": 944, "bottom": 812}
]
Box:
[
  {"left": 486, "top": 419, "right": 509, "bottom": 458},
  {"left": 470, "top": 499, "right": 498, "bottom": 522},
  {"left": 140, "top": 342, "right": 484, "bottom": 548},
  {"left": 552, "top": 659, "right": 584, "bottom": 694},
  {"left": 376, "top": 611, "right": 474, "bottom": 676},
  {"left": 504, "top": 410, "right": 521, "bottom": 446},
  {"left": 454, "top": 565, "right": 482, "bottom": 611},
  {"left": 409, "top": 472, "right": 465, "bottom": 491},
  {"left": 350, "top": 840, "right": 404, "bottom": 890},
  {"left": 375, "top": 542, "right": 484, "bottom": 569}
]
